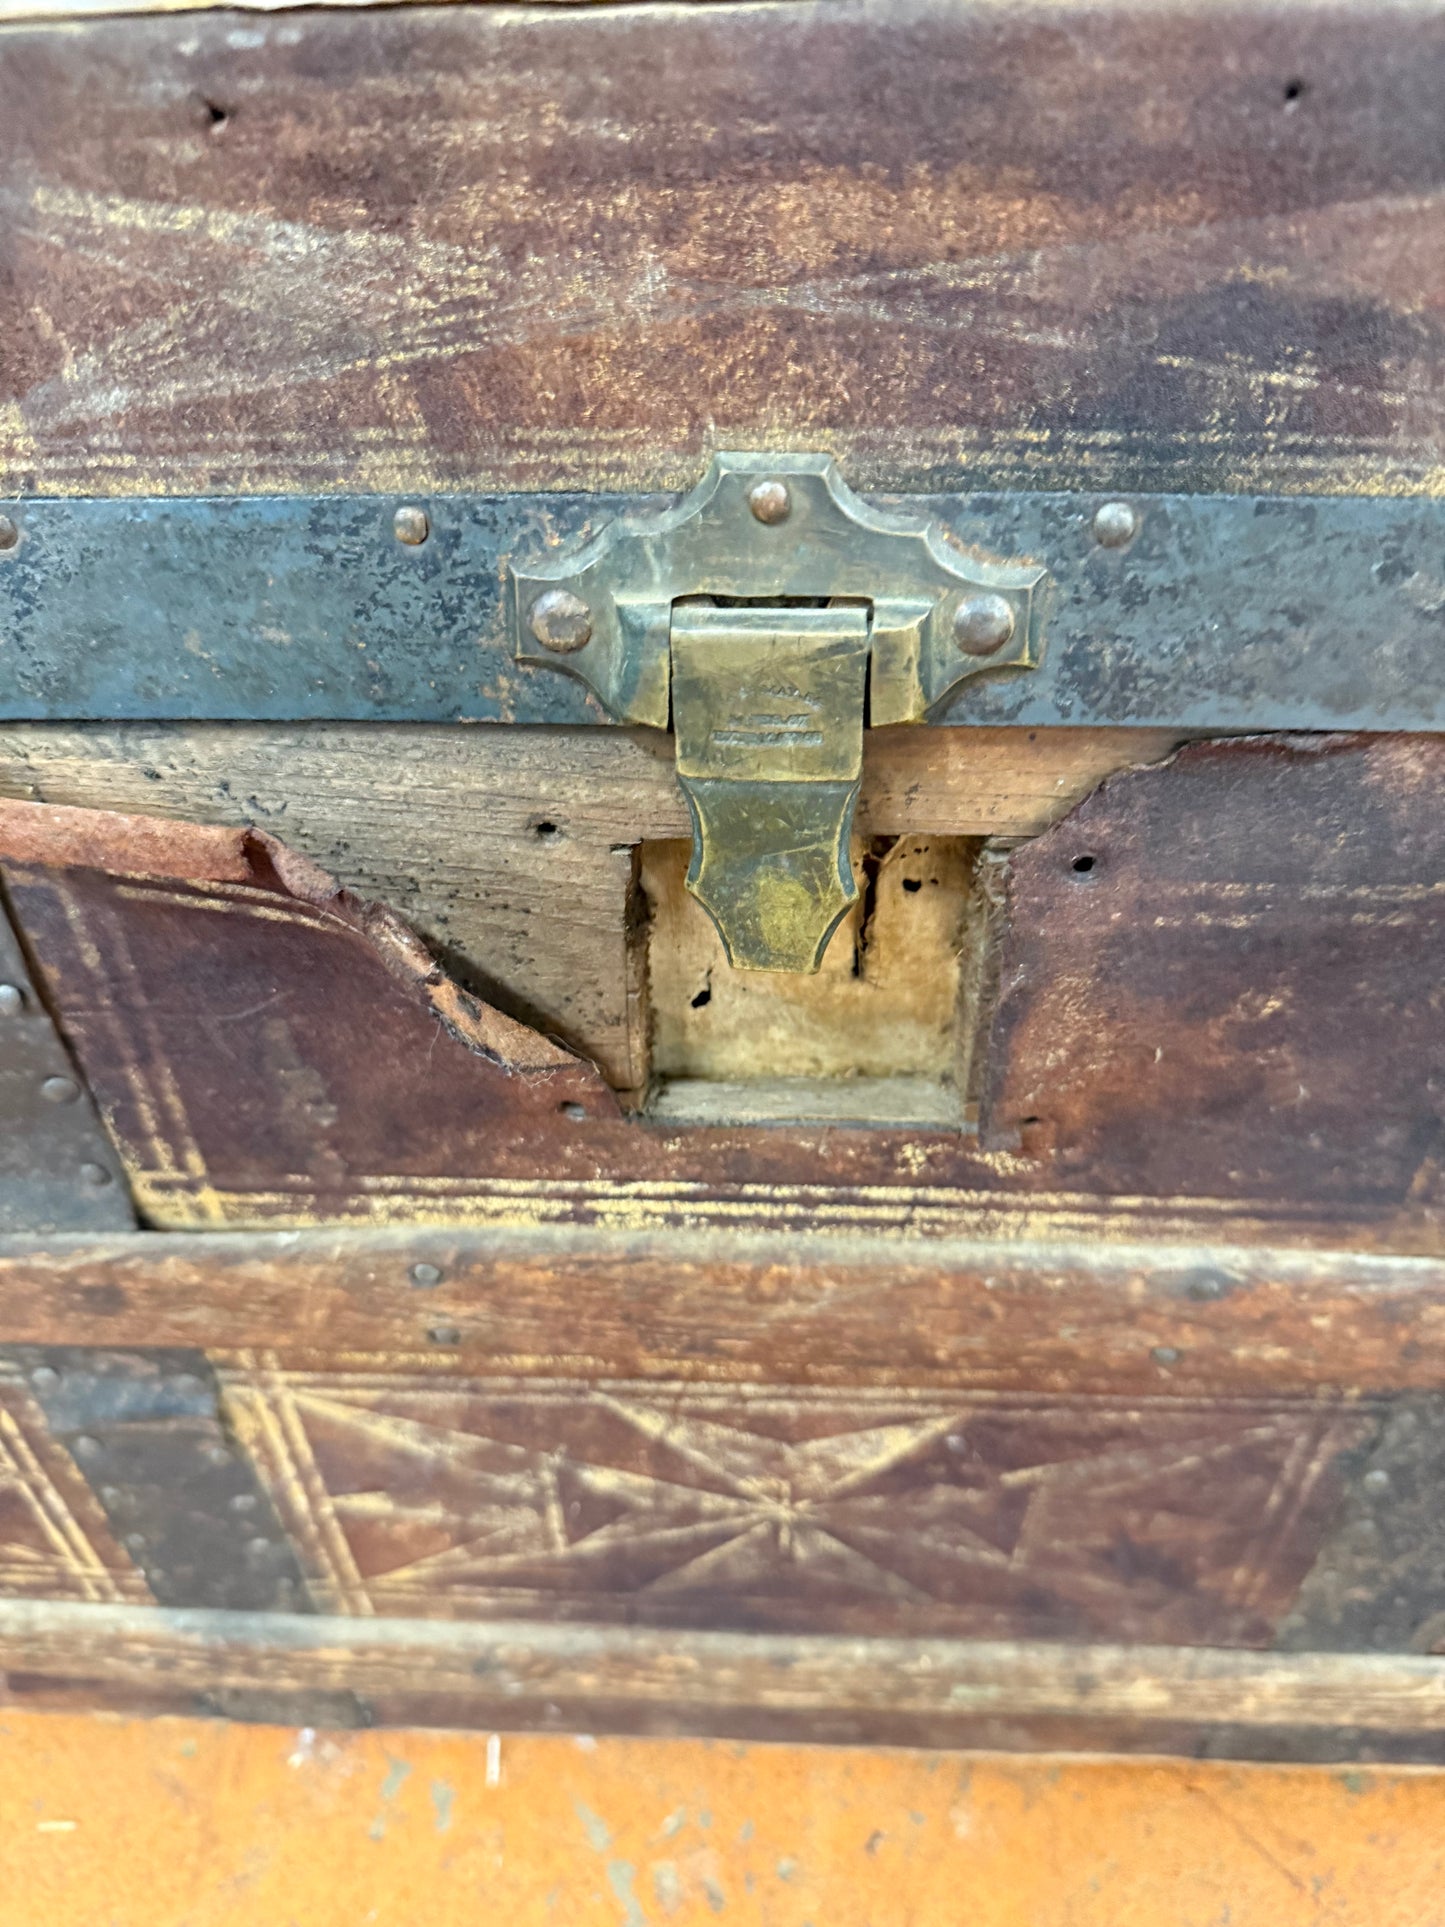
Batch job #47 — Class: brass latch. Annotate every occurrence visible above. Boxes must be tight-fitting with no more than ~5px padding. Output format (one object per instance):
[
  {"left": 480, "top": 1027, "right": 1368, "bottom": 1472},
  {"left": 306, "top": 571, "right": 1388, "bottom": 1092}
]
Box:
[{"left": 512, "top": 453, "right": 1047, "bottom": 972}]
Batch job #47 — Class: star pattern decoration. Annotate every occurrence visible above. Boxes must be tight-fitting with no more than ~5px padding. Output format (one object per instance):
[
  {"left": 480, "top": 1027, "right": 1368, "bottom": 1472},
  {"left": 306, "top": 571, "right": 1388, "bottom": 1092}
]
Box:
[{"left": 222, "top": 1368, "right": 1371, "bottom": 1643}]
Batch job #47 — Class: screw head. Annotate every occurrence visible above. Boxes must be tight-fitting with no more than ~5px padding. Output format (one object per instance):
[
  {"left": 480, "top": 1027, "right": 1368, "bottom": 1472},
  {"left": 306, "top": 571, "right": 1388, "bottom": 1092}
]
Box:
[
  {"left": 29, "top": 1366, "right": 59, "bottom": 1391},
  {"left": 0, "top": 514, "right": 17, "bottom": 552},
  {"left": 392, "top": 505, "right": 430, "bottom": 546},
  {"left": 529, "top": 588, "right": 593, "bottom": 654},
  {"left": 953, "top": 593, "right": 1016, "bottom": 657},
  {"left": 746, "top": 478, "right": 792, "bottom": 525},
  {"left": 40, "top": 1075, "right": 80, "bottom": 1105},
  {"left": 0, "top": 983, "right": 23, "bottom": 1014},
  {"left": 410, "top": 1261, "right": 443, "bottom": 1288},
  {"left": 1092, "top": 500, "right": 1139, "bottom": 548}
]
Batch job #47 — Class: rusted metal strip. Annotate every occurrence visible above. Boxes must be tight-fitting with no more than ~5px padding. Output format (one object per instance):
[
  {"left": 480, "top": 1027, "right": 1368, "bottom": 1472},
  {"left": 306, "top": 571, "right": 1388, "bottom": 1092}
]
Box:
[
  {"left": 1, "top": 488, "right": 1444, "bottom": 729},
  {"left": 3, "top": 1348, "right": 311, "bottom": 1612},
  {"left": 0, "top": 892, "right": 131, "bottom": 1233}
]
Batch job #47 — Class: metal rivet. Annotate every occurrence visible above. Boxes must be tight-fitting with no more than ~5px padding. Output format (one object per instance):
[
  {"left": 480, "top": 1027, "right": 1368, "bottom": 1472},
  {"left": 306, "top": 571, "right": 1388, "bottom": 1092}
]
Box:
[
  {"left": 529, "top": 588, "right": 593, "bottom": 654},
  {"left": 125, "top": 1532, "right": 147, "bottom": 1553},
  {"left": 410, "top": 1262, "right": 444, "bottom": 1288},
  {"left": 0, "top": 514, "right": 18, "bottom": 552},
  {"left": 559, "top": 1102, "right": 588, "bottom": 1122},
  {"left": 1363, "top": 1467, "right": 1392, "bottom": 1496},
  {"left": 0, "top": 983, "right": 24, "bottom": 1013},
  {"left": 28, "top": 1365, "right": 58, "bottom": 1390},
  {"left": 230, "top": 1491, "right": 258, "bottom": 1514},
  {"left": 953, "top": 593, "right": 1016, "bottom": 657},
  {"left": 1151, "top": 1345, "right": 1180, "bottom": 1366},
  {"left": 392, "top": 504, "right": 429, "bottom": 546},
  {"left": 427, "top": 1324, "right": 462, "bottom": 1347},
  {"left": 72, "top": 1435, "right": 102, "bottom": 1461},
  {"left": 39, "top": 1076, "right": 80, "bottom": 1105},
  {"left": 1182, "top": 1269, "right": 1228, "bottom": 1302},
  {"left": 246, "top": 1535, "right": 274, "bottom": 1558},
  {"left": 79, "top": 1162, "right": 113, "bottom": 1188},
  {"left": 1092, "top": 501, "right": 1139, "bottom": 548},
  {"left": 746, "top": 479, "right": 791, "bottom": 526}
]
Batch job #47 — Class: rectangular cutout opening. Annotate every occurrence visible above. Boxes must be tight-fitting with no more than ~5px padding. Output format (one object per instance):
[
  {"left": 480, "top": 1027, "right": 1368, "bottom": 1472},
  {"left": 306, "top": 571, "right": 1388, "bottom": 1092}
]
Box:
[{"left": 641, "top": 833, "right": 985, "bottom": 1127}]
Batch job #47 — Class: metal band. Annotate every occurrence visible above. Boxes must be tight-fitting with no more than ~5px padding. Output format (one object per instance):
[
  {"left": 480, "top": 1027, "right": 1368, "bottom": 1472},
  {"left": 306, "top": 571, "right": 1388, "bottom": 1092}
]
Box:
[
  {"left": 0, "top": 897, "right": 132, "bottom": 1233},
  {"left": 0, "top": 488, "right": 1441, "bottom": 730}
]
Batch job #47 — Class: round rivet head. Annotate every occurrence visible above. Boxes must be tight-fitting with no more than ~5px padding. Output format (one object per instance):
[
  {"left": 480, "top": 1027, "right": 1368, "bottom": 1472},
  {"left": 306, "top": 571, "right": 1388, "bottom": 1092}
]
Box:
[
  {"left": 40, "top": 1076, "right": 80, "bottom": 1105},
  {"left": 746, "top": 478, "right": 792, "bottom": 525},
  {"left": 953, "top": 593, "right": 1016, "bottom": 657},
  {"left": 410, "top": 1261, "right": 443, "bottom": 1288},
  {"left": 0, "top": 983, "right": 24, "bottom": 1014},
  {"left": 79, "top": 1162, "right": 113, "bottom": 1188},
  {"left": 392, "top": 505, "right": 430, "bottom": 546},
  {"left": 529, "top": 588, "right": 593, "bottom": 654},
  {"left": 0, "top": 514, "right": 18, "bottom": 552},
  {"left": 1092, "top": 500, "right": 1140, "bottom": 548}
]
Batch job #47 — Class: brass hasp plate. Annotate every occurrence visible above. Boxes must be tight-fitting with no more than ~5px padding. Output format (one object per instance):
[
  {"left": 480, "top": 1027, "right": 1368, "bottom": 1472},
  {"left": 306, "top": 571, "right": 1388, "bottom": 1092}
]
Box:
[{"left": 512, "top": 453, "right": 1047, "bottom": 972}]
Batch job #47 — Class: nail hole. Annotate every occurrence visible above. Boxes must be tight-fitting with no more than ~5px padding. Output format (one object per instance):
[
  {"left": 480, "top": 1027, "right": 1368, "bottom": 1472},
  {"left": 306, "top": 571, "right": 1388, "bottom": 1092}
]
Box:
[
  {"left": 1282, "top": 77, "right": 1306, "bottom": 106},
  {"left": 533, "top": 820, "right": 563, "bottom": 843},
  {"left": 690, "top": 986, "right": 712, "bottom": 1009},
  {"left": 559, "top": 1101, "right": 588, "bottom": 1121},
  {"left": 204, "top": 98, "right": 231, "bottom": 127},
  {"left": 1070, "top": 854, "right": 1097, "bottom": 875},
  {"left": 1019, "top": 1116, "right": 1042, "bottom": 1128},
  {"left": 901, "top": 878, "right": 922, "bottom": 893}
]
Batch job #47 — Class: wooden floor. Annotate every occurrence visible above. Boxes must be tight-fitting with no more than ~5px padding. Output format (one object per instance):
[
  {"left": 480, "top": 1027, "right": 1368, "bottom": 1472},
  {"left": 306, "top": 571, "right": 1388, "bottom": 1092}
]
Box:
[{"left": 2, "top": 1713, "right": 1443, "bottom": 1924}]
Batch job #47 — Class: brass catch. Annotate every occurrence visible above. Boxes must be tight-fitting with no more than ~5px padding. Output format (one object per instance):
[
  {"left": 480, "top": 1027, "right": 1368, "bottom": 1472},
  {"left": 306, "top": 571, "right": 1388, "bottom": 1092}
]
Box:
[{"left": 512, "top": 453, "right": 1046, "bottom": 973}]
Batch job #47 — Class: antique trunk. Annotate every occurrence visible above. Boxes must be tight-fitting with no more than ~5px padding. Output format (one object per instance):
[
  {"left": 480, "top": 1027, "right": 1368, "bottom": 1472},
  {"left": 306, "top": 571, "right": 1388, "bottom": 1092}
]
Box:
[{"left": 0, "top": 0, "right": 1442, "bottom": 1767}]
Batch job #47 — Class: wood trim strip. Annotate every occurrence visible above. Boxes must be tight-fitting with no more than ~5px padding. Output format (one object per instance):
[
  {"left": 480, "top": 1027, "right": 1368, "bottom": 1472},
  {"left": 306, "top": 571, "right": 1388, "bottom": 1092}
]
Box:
[
  {"left": 0, "top": 1225, "right": 1440, "bottom": 1395},
  {"left": 2, "top": 1599, "right": 1443, "bottom": 1758}
]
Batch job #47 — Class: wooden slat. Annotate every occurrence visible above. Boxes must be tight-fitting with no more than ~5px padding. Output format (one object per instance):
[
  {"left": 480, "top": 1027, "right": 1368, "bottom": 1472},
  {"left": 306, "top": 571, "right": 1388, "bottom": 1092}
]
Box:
[
  {"left": 0, "top": 1225, "right": 1439, "bottom": 1394},
  {"left": 2, "top": 1600, "right": 1443, "bottom": 1758}
]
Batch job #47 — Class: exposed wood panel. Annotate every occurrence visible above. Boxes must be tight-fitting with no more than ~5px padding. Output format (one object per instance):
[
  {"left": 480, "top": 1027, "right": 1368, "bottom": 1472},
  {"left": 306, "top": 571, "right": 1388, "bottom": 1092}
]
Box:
[
  {"left": 0, "top": 724, "right": 1180, "bottom": 1092},
  {"left": 3, "top": 1601, "right": 1445, "bottom": 1759},
  {"left": 0, "top": 2, "right": 1441, "bottom": 498}
]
